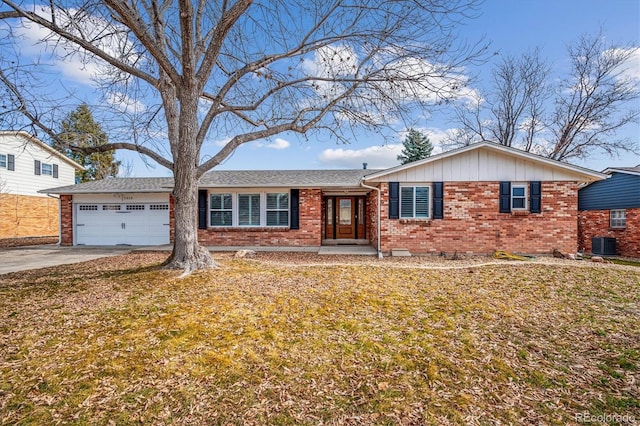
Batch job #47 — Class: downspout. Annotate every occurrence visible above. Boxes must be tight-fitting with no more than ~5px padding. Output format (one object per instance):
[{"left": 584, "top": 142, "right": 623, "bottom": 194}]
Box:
[{"left": 360, "top": 179, "right": 383, "bottom": 259}]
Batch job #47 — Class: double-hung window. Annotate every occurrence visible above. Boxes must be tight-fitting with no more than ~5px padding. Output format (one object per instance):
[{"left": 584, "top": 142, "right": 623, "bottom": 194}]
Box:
[
  {"left": 400, "top": 186, "right": 430, "bottom": 218},
  {"left": 210, "top": 193, "right": 233, "bottom": 226},
  {"left": 0, "top": 154, "right": 6, "bottom": 168},
  {"left": 610, "top": 209, "right": 626, "bottom": 228},
  {"left": 266, "top": 193, "right": 289, "bottom": 226},
  {"left": 238, "top": 194, "right": 261, "bottom": 226},
  {"left": 41, "top": 163, "right": 53, "bottom": 176},
  {"left": 511, "top": 184, "right": 527, "bottom": 210}
]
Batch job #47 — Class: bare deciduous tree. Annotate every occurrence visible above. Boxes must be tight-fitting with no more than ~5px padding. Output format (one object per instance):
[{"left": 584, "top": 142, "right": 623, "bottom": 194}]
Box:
[
  {"left": 448, "top": 33, "right": 639, "bottom": 161},
  {"left": 548, "top": 34, "right": 639, "bottom": 160},
  {"left": 0, "top": 0, "right": 485, "bottom": 272}
]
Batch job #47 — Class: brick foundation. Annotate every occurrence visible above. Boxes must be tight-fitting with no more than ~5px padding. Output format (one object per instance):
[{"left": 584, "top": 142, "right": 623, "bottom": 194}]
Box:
[
  {"left": 578, "top": 208, "right": 640, "bottom": 258},
  {"left": 377, "top": 181, "right": 580, "bottom": 255},
  {"left": 0, "top": 194, "right": 60, "bottom": 239},
  {"left": 196, "top": 189, "right": 322, "bottom": 247}
]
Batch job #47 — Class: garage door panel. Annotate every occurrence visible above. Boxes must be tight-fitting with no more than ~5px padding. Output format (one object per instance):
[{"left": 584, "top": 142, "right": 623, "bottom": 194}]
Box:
[{"left": 75, "top": 202, "right": 170, "bottom": 246}]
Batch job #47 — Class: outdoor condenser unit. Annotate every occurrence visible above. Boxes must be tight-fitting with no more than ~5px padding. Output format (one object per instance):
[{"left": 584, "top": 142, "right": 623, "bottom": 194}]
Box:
[{"left": 592, "top": 237, "right": 616, "bottom": 256}]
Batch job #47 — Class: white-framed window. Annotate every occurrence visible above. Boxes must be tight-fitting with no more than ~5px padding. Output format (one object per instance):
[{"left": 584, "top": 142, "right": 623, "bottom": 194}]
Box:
[
  {"left": 511, "top": 184, "right": 527, "bottom": 210},
  {"left": 238, "top": 194, "right": 261, "bottom": 226},
  {"left": 610, "top": 209, "right": 626, "bottom": 228},
  {"left": 41, "top": 163, "right": 53, "bottom": 176},
  {"left": 266, "top": 193, "right": 289, "bottom": 226},
  {"left": 210, "top": 193, "right": 233, "bottom": 226},
  {"left": 0, "top": 154, "right": 6, "bottom": 168},
  {"left": 400, "top": 185, "right": 430, "bottom": 218}
]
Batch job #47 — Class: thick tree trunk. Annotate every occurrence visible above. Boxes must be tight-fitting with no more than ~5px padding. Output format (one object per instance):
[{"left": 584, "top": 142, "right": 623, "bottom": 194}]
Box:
[
  {"left": 162, "top": 96, "right": 216, "bottom": 272},
  {"left": 162, "top": 176, "right": 217, "bottom": 272}
]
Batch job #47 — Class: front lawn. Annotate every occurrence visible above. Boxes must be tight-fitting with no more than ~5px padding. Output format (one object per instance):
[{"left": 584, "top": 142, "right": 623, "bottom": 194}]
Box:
[{"left": 0, "top": 253, "right": 638, "bottom": 425}]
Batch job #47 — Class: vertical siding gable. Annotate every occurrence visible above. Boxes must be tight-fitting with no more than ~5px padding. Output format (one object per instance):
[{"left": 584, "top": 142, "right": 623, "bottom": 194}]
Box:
[
  {"left": 371, "top": 147, "right": 592, "bottom": 183},
  {"left": 579, "top": 172, "right": 640, "bottom": 210}
]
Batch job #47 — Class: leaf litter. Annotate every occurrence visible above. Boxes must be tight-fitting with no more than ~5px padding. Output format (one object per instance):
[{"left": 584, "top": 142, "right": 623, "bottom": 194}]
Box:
[{"left": 0, "top": 252, "right": 638, "bottom": 424}]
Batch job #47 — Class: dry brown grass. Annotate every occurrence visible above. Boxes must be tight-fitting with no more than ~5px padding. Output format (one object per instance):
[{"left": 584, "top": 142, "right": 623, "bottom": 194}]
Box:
[{"left": 0, "top": 252, "right": 638, "bottom": 425}]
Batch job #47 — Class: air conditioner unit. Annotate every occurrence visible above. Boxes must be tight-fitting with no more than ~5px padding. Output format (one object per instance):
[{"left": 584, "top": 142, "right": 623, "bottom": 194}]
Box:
[{"left": 592, "top": 237, "right": 616, "bottom": 256}]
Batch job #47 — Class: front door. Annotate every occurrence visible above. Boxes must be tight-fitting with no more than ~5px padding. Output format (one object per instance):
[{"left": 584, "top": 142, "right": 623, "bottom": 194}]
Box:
[{"left": 336, "top": 197, "right": 355, "bottom": 238}]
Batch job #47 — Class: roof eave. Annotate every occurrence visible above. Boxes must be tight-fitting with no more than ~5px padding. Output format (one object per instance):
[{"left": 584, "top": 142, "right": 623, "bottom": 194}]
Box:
[
  {"left": 602, "top": 168, "right": 640, "bottom": 177},
  {"left": 2, "top": 130, "right": 86, "bottom": 171}
]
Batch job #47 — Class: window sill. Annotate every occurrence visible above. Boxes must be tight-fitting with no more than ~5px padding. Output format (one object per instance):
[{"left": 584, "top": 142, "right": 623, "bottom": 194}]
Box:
[
  {"left": 511, "top": 210, "right": 530, "bottom": 216},
  {"left": 399, "top": 218, "right": 431, "bottom": 224},
  {"left": 609, "top": 227, "right": 627, "bottom": 231},
  {"left": 207, "top": 226, "right": 290, "bottom": 231}
]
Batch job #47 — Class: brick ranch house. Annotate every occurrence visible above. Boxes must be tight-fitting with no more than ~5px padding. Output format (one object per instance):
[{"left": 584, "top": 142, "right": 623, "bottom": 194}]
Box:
[
  {"left": 578, "top": 166, "right": 640, "bottom": 258},
  {"left": 0, "top": 131, "right": 83, "bottom": 239},
  {"left": 42, "top": 142, "right": 607, "bottom": 256}
]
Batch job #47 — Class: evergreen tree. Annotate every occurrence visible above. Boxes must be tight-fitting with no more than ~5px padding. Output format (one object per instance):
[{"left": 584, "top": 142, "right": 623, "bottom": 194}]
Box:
[
  {"left": 397, "top": 129, "right": 433, "bottom": 164},
  {"left": 57, "top": 104, "right": 120, "bottom": 182}
]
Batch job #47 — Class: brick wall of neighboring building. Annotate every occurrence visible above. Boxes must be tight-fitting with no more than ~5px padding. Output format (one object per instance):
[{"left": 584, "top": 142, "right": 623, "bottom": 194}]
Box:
[
  {"left": 196, "top": 189, "right": 323, "bottom": 247},
  {"left": 60, "top": 194, "right": 73, "bottom": 246},
  {"left": 376, "top": 181, "right": 580, "bottom": 255},
  {"left": 0, "top": 194, "right": 59, "bottom": 239},
  {"left": 578, "top": 208, "right": 640, "bottom": 258}
]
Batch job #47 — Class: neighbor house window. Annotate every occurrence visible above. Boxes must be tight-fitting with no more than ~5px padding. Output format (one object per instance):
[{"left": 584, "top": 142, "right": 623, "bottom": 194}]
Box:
[
  {"left": 41, "top": 163, "right": 53, "bottom": 176},
  {"left": 511, "top": 184, "right": 527, "bottom": 210},
  {"left": 210, "top": 193, "right": 233, "bottom": 226},
  {"left": 400, "top": 186, "right": 430, "bottom": 218},
  {"left": 610, "top": 209, "right": 626, "bottom": 228},
  {"left": 238, "top": 194, "right": 261, "bottom": 226},
  {"left": 0, "top": 154, "right": 6, "bottom": 168},
  {"left": 266, "top": 193, "right": 289, "bottom": 226}
]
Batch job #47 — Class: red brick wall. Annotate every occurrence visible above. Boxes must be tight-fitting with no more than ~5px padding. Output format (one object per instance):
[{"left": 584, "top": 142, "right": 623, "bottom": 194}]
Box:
[
  {"left": 366, "top": 188, "right": 379, "bottom": 251},
  {"left": 60, "top": 194, "right": 73, "bottom": 246},
  {"left": 578, "top": 208, "right": 640, "bottom": 258},
  {"left": 196, "top": 189, "right": 322, "bottom": 247},
  {"left": 377, "top": 181, "right": 579, "bottom": 255}
]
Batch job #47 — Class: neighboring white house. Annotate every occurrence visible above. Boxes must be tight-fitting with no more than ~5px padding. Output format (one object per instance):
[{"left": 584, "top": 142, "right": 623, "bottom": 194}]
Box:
[{"left": 0, "top": 131, "right": 83, "bottom": 239}]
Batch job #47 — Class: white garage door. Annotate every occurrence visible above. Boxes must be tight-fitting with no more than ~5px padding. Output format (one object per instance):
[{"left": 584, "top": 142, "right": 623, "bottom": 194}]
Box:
[{"left": 75, "top": 203, "right": 170, "bottom": 245}]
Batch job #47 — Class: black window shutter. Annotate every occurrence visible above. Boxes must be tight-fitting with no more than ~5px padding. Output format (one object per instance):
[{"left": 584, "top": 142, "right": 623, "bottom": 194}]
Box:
[
  {"left": 389, "top": 182, "right": 399, "bottom": 219},
  {"left": 290, "top": 189, "right": 300, "bottom": 230},
  {"left": 530, "top": 181, "right": 542, "bottom": 213},
  {"left": 53, "top": 164, "right": 59, "bottom": 178},
  {"left": 34, "top": 160, "right": 41, "bottom": 175},
  {"left": 499, "top": 181, "right": 511, "bottom": 213},
  {"left": 7, "top": 154, "right": 14, "bottom": 171},
  {"left": 197, "top": 189, "right": 207, "bottom": 229},
  {"left": 433, "top": 182, "right": 444, "bottom": 219}
]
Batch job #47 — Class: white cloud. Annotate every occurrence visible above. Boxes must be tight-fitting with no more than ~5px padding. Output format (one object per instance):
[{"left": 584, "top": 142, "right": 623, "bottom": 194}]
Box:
[
  {"left": 256, "top": 138, "right": 291, "bottom": 150},
  {"left": 105, "top": 92, "right": 145, "bottom": 114},
  {"left": 212, "top": 137, "right": 232, "bottom": 147},
  {"left": 318, "top": 144, "right": 402, "bottom": 169},
  {"left": 8, "top": 6, "right": 140, "bottom": 87}
]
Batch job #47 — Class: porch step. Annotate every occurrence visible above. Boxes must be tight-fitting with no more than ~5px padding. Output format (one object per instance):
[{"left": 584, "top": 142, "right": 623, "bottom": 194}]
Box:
[
  {"left": 318, "top": 246, "right": 378, "bottom": 256},
  {"left": 391, "top": 248, "right": 412, "bottom": 257}
]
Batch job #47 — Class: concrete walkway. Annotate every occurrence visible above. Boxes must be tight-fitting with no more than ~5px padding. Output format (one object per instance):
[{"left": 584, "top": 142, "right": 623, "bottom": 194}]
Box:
[
  {"left": 0, "top": 245, "right": 133, "bottom": 275},
  {"left": 0, "top": 243, "right": 380, "bottom": 275}
]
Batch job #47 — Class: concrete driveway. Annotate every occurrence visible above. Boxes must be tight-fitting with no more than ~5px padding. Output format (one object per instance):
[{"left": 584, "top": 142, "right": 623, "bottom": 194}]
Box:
[{"left": 0, "top": 245, "right": 134, "bottom": 275}]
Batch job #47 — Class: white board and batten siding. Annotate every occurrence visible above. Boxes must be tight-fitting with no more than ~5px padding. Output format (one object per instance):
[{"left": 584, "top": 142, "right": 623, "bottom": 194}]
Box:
[
  {"left": 73, "top": 193, "right": 170, "bottom": 246},
  {"left": 367, "top": 147, "right": 595, "bottom": 183},
  {"left": 0, "top": 132, "right": 79, "bottom": 197}
]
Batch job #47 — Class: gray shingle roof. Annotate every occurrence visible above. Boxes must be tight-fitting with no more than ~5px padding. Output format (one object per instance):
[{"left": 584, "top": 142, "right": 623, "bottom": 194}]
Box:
[
  {"left": 40, "top": 169, "right": 380, "bottom": 194},
  {"left": 40, "top": 177, "right": 174, "bottom": 194},
  {"left": 199, "top": 169, "right": 380, "bottom": 188}
]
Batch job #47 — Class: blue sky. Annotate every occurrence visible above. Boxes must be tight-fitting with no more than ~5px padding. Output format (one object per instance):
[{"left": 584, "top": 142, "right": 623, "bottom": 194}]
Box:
[{"left": 4, "top": 0, "right": 640, "bottom": 176}]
